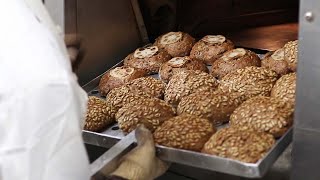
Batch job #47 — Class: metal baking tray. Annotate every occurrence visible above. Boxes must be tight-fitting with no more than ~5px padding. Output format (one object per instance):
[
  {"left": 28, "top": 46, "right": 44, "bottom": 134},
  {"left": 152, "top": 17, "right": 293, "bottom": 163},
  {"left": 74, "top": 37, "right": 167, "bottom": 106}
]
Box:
[{"left": 82, "top": 51, "right": 293, "bottom": 178}]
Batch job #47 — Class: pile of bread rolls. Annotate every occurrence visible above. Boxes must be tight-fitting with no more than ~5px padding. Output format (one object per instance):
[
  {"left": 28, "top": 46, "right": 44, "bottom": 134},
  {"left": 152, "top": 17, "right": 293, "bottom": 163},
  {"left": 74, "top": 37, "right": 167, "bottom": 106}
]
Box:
[{"left": 85, "top": 31, "right": 298, "bottom": 163}]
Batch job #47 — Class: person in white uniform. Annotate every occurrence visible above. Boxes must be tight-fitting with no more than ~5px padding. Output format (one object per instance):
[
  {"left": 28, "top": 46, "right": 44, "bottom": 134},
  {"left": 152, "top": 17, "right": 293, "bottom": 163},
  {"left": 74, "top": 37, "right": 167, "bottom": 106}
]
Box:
[{"left": 0, "top": 0, "right": 167, "bottom": 180}]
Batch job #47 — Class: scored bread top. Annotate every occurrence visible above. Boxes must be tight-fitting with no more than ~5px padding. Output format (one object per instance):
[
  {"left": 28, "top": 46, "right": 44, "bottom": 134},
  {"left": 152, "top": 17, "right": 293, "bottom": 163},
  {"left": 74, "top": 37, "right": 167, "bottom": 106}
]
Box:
[
  {"left": 211, "top": 48, "right": 261, "bottom": 79},
  {"left": 262, "top": 48, "right": 290, "bottom": 76},
  {"left": 155, "top": 31, "right": 195, "bottom": 57},
  {"left": 159, "top": 56, "right": 208, "bottom": 83},
  {"left": 190, "top": 35, "right": 234, "bottom": 64}
]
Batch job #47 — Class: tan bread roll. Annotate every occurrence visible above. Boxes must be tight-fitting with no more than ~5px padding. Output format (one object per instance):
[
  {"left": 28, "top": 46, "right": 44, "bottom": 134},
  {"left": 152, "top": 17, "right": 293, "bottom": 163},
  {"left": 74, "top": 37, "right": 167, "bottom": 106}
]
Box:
[
  {"left": 84, "top": 96, "right": 116, "bottom": 132},
  {"left": 218, "top": 66, "right": 278, "bottom": 100},
  {"left": 230, "top": 96, "right": 294, "bottom": 137},
  {"left": 124, "top": 45, "right": 171, "bottom": 74},
  {"left": 126, "top": 77, "right": 166, "bottom": 99},
  {"left": 155, "top": 31, "right": 195, "bottom": 57},
  {"left": 211, "top": 48, "right": 260, "bottom": 79},
  {"left": 190, "top": 35, "right": 234, "bottom": 64},
  {"left": 202, "top": 126, "right": 275, "bottom": 163},
  {"left": 284, "top": 40, "right": 298, "bottom": 71},
  {"left": 159, "top": 56, "right": 208, "bottom": 83},
  {"left": 154, "top": 114, "right": 216, "bottom": 151},
  {"left": 177, "top": 90, "right": 245, "bottom": 125},
  {"left": 271, "top": 72, "right": 296, "bottom": 108},
  {"left": 116, "top": 98, "right": 175, "bottom": 134},
  {"left": 164, "top": 69, "right": 219, "bottom": 106},
  {"left": 261, "top": 48, "right": 290, "bottom": 76},
  {"left": 99, "top": 66, "right": 147, "bottom": 96}
]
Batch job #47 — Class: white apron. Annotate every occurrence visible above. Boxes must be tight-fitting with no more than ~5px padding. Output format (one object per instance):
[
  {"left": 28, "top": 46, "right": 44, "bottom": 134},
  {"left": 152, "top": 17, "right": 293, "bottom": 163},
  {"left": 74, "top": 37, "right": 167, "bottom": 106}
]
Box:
[{"left": 0, "top": 0, "right": 90, "bottom": 179}]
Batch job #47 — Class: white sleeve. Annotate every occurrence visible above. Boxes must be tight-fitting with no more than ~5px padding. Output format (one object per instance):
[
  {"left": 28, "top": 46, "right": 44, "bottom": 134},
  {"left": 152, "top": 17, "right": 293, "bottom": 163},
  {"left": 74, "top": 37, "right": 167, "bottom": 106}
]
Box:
[{"left": 0, "top": 82, "right": 89, "bottom": 180}]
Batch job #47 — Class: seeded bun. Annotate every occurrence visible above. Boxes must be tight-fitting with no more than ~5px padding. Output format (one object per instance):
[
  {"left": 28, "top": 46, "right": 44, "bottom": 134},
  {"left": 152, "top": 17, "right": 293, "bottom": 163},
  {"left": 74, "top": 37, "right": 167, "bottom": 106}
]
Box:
[
  {"left": 106, "top": 85, "right": 151, "bottom": 113},
  {"left": 154, "top": 114, "right": 216, "bottom": 151},
  {"left": 159, "top": 56, "right": 209, "bottom": 83},
  {"left": 84, "top": 96, "right": 116, "bottom": 132},
  {"left": 218, "top": 66, "right": 278, "bottom": 100},
  {"left": 177, "top": 90, "right": 245, "bottom": 125},
  {"left": 261, "top": 48, "right": 290, "bottom": 76},
  {"left": 211, "top": 48, "right": 260, "bottom": 79},
  {"left": 284, "top": 40, "right": 298, "bottom": 71},
  {"left": 165, "top": 70, "right": 219, "bottom": 106},
  {"left": 155, "top": 32, "right": 195, "bottom": 57},
  {"left": 190, "top": 35, "right": 234, "bottom": 64},
  {"left": 126, "top": 77, "right": 166, "bottom": 99},
  {"left": 116, "top": 98, "right": 175, "bottom": 134},
  {"left": 124, "top": 46, "right": 171, "bottom": 74},
  {"left": 230, "top": 96, "right": 294, "bottom": 137},
  {"left": 202, "top": 127, "right": 275, "bottom": 163},
  {"left": 271, "top": 73, "right": 296, "bottom": 108},
  {"left": 99, "top": 66, "right": 147, "bottom": 96}
]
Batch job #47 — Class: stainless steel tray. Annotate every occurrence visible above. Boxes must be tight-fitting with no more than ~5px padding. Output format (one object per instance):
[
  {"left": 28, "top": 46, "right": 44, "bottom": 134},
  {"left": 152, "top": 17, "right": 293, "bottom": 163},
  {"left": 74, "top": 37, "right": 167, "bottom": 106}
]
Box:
[{"left": 82, "top": 53, "right": 293, "bottom": 178}]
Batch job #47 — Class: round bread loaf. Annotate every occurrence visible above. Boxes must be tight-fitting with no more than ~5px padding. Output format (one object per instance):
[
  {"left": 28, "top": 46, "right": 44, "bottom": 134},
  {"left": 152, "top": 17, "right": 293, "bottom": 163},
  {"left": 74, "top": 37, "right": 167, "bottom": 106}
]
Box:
[
  {"left": 261, "top": 48, "right": 290, "bottom": 76},
  {"left": 99, "top": 66, "right": 147, "bottom": 96},
  {"left": 126, "top": 77, "right": 166, "bottom": 99},
  {"left": 271, "top": 73, "right": 296, "bottom": 108},
  {"left": 284, "top": 40, "right": 298, "bottom": 71},
  {"left": 202, "top": 126, "right": 275, "bottom": 163},
  {"left": 155, "top": 32, "right": 195, "bottom": 57},
  {"left": 211, "top": 48, "right": 260, "bottom": 79},
  {"left": 84, "top": 96, "right": 116, "bottom": 132},
  {"left": 164, "top": 70, "right": 219, "bottom": 106},
  {"left": 116, "top": 98, "right": 175, "bottom": 134},
  {"left": 159, "top": 56, "right": 208, "bottom": 83},
  {"left": 190, "top": 35, "right": 234, "bottom": 64},
  {"left": 230, "top": 96, "right": 294, "bottom": 137},
  {"left": 124, "top": 45, "right": 171, "bottom": 74},
  {"left": 154, "top": 114, "right": 216, "bottom": 151},
  {"left": 218, "top": 66, "right": 278, "bottom": 100},
  {"left": 177, "top": 90, "right": 245, "bottom": 125}
]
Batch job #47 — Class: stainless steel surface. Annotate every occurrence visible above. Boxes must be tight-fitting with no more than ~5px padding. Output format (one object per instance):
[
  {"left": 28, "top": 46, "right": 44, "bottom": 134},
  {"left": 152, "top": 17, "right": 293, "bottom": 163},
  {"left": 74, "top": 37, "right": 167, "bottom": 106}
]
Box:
[
  {"left": 90, "top": 131, "right": 135, "bottom": 176},
  {"left": 76, "top": 0, "right": 144, "bottom": 85},
  {"left": 82, "top": 52, "right": 292, "bottom": 178},
  {"left": 304, "top": 11, "right": 314, "bottom": 22},
  {"left": 130, "top": 0, "right": 150, "bottom": 44},
  {"left": 292, "top": 0, "right": 320, "bottom": 179}
]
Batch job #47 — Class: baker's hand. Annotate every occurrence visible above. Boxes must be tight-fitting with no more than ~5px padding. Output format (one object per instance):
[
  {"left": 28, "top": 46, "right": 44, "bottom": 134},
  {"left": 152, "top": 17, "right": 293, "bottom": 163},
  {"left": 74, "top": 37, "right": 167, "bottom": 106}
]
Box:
[
  {"left": 64, "top": 33, "right": 84, "bottom": 70},
  {"left": 102, "top": 125, "right": 169, "bottom": 180}
]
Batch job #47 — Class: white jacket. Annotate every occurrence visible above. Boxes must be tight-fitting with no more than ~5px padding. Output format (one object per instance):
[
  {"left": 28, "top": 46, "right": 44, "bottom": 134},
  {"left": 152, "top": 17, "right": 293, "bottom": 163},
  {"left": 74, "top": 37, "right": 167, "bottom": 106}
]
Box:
[{"left": 0, "top": 0, "right": 90, "bottom": 179}]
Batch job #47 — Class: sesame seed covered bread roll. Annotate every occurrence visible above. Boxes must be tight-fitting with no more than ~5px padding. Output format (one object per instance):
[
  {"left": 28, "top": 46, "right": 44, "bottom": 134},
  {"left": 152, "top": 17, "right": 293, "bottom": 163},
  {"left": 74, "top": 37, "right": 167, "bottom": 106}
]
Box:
[
  {"left": 116, "top": 98, "right": 176, "bottom": 134},
  {"left": 218, "top": 66, "right": 278, "bottom": 100},
  {"left": 165, "top": 69, "right": 219, "bottom": 106},
  {"left": 230, "top": 96, "right": 294, "bottom": 137},
  {"left": 271, "top": 72, "right": 296, "bottom": 108},
  {"left": 177, "top": 90, "right": 246, "bottom": 125},
  {"left": 154, "top": 114, "right": 216, "bottom": 151},
  {"left": 84, "top": 96, "right": 116, "bottom": 132},
  {"left": 202, "top": 126, "right": 275, "bottom": 163},
  {"left": 284, "top": 40, "right": 298, "bottom": 72}
]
